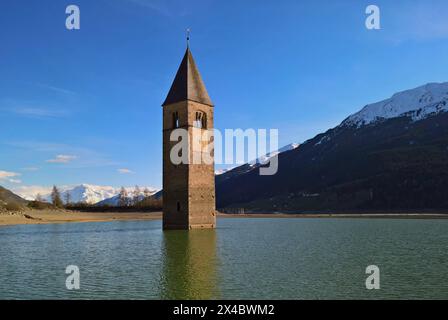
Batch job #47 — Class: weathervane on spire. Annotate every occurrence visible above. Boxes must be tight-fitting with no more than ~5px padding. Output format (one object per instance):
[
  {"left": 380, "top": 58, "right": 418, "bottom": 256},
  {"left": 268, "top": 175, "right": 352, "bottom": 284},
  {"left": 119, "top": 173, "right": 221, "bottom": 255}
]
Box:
[{"left": 186, "top": 28, "right": 191, "bottom": 47}]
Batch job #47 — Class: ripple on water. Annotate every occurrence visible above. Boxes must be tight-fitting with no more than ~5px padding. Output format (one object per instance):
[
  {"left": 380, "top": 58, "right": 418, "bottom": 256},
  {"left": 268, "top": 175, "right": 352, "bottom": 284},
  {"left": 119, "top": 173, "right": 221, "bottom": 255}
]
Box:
[{"left": 0, "top": 218, "right": 448, "bottom": 299}]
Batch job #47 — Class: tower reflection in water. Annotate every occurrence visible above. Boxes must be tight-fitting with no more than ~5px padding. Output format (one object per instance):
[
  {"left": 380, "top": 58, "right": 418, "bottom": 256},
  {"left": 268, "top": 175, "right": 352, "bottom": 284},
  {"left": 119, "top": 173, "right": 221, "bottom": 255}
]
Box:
[{"left": 159, "top": 229, "right": 220, "bottom": 299}]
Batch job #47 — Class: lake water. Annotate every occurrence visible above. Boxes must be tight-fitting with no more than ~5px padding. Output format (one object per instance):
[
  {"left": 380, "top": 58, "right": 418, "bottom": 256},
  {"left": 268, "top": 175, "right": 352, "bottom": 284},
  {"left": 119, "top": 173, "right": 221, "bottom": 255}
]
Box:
[{"left": 0, "top": 218, "right": 448, "bottom": 299}]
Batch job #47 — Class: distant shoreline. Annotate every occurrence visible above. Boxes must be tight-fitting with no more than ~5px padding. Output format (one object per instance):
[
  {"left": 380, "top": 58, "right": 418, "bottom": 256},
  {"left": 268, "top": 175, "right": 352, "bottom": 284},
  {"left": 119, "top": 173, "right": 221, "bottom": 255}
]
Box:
[
  {"left": 1, "top": 210, "right": 448, "bottom": 227},
  {"left": 219, "top": 213, "right": 448, "bottom": 220}
]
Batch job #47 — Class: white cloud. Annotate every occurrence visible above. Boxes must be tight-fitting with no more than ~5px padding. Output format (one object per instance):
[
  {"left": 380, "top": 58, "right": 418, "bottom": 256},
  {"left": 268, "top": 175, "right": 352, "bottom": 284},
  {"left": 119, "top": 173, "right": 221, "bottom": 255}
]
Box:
[
  {"left": 0, "top": 170, "right": 20, "bottom": 180},
  {"left": 0, "top": 171, "right": 22, "bottom": 184},
  {"left": 36, "top": 83, "right": 76, "bottom": 95},
  {"left": 0, "top": 98, "right": 70, "bottom": 119},
  {"left": 46, "top": 155, "right": 77, "bottom": 163},
  {"left": 3, "top": 141, "right": 117, "bottom": 169},
  {"left": 22, "top": 167, "right": 39, "bottom": 171},
  {"left": 125, "top": 0, "right": 173, "bottom": 16},
  {"left": 118, "top": 168, "right": 134, "bottom": 174},
  {"left": 386, "top": 3, "right": 448, "bottom": 42},
  {"left": 12, "top": 107, "right": 69, "bottom": 118}
]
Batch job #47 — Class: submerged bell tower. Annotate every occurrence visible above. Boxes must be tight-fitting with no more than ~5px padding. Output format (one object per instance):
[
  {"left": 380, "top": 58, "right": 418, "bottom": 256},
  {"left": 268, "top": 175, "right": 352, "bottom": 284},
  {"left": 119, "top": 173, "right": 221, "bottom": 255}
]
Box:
[{"left": 162, "top": 45, "right": 216, "bottom": 230}]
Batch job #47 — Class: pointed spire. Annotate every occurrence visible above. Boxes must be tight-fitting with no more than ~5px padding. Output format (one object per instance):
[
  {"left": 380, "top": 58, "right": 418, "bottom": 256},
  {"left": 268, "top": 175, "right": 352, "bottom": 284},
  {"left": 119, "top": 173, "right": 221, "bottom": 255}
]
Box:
[{"left": 162, "top": 47, "right": 213, "bottom": 107}]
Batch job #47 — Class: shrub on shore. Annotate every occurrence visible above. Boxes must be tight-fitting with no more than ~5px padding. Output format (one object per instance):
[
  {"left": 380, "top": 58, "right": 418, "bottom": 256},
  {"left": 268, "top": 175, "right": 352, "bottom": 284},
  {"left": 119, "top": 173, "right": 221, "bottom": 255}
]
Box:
[
  {"left": 28, "top": 200, "right": 56, "bottom": 210},
  {"left": 66, "top": 198, "right": 162, "bottom": 213},
  {"left": 3, "top": 201, "right": 24, "bottom": 212}
]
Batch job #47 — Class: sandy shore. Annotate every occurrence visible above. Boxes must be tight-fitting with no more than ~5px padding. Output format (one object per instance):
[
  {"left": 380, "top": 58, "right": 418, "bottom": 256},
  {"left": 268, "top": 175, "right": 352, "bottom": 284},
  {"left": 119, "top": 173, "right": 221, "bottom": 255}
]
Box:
[
  {"left": 1, "top": 210, "right": 447, "bottom": 227},
  {"left": 0, "top": 210, "right": 162, "bottom": 227}
]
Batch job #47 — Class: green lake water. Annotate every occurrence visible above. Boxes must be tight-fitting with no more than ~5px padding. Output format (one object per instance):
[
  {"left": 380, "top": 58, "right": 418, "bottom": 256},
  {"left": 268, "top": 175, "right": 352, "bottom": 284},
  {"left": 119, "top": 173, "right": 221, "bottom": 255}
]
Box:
[{"left": 0, "top": 218, "right": 447, "bottom": 299}]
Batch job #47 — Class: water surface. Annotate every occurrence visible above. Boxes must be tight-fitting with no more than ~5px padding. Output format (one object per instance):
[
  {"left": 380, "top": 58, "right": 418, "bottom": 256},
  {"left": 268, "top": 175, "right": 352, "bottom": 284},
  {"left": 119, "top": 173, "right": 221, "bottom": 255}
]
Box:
[{"left": 1, "top": 218, "right": 447, "bottom": 299}]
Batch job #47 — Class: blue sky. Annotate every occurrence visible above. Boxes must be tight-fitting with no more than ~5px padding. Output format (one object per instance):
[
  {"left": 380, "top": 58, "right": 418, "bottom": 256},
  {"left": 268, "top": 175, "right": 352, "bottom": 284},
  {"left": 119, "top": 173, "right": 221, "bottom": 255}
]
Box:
[{"left": 1, "top": 0, "right": 448, "bottom": 197}]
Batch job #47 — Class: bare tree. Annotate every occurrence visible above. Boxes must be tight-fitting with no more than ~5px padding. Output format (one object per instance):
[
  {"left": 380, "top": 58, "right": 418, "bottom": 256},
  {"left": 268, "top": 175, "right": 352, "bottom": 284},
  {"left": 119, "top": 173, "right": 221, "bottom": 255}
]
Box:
[
  {"left": 143, "top": 188, "right": 152, "bottom": 199},
  {"left": 133, "top": 185, "right": 141, "bottom": 206},
  {"left": 51, "top": 186, "right": 63, "bottom": 208},
  {"left": 118, "top": 187, "right": 128, "bottom": 207},
  {"left": 64, "top": 192, "right": 71, "bottom": 206}
]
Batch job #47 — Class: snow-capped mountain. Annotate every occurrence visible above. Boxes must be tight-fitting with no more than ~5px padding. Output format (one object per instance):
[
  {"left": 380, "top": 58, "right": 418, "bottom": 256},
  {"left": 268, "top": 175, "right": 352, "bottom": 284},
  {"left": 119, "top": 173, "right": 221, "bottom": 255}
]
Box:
[
  {"left": 215, "top": 143, "right": 300, "bottom": 175},
  {"left": 35, "top": 184, "right": 158, "bottom": 204},
  {"left": 215, "top": 143, "right": 301, "bottom": 186},
  {"left": 94, "top": 194, "right": 124, "bottom": 206},
  {"left": 253, "top": 143, "right": 300, "bottom": 165},
  {"left": 95, "top": 188, "right": 158, "bottom": 206},
  {"left": 343, "top": 82, "right": 448, "bottom": 127},
  {"left": 215, "top": 168, "right": 233, "bottom": 175},
  {"left": 217, "top": 81, "right": 448, "bottom": 212},
  {"left": 59, "top": 184, "right": 119, "bottom": 204}
]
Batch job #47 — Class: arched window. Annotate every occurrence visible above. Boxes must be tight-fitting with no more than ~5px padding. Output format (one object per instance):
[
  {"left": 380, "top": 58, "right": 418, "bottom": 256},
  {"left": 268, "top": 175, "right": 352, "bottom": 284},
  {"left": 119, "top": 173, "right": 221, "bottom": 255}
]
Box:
[
  {"left": 172, "top": 112, "right": 179, "bottom": 128},
  {"left": 194, "top": 111, "right": 207, "bottom": 129}
]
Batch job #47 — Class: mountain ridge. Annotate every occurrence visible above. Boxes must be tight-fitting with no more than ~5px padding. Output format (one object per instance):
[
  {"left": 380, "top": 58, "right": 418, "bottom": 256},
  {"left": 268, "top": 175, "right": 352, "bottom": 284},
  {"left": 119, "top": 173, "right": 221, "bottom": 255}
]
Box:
[
  {"left": 216, "top": 82, "right": 448, "bottom": 211},
  {"left": 17, "top": 184, "right": 159, "bottom": 205},
  {"left": 343, "top": 82, "right": 448, "bottom": 127},
  {"left": 0, "top": 186, "right": 27, "bottom": 208}
]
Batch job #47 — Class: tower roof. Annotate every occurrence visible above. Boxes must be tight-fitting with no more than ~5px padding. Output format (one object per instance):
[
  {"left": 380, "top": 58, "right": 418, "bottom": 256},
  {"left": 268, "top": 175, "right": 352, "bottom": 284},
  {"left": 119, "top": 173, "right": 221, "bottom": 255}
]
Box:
[{"left": 162, "top": 47, "right": 213, "bottom": 107}]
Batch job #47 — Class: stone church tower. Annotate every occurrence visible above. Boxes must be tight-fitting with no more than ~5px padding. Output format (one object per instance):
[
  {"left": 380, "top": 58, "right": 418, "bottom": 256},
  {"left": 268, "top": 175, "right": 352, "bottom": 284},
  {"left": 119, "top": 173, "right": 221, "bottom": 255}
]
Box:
[{"left": 162, "top": 46, "right": 216, "bottom": 230}]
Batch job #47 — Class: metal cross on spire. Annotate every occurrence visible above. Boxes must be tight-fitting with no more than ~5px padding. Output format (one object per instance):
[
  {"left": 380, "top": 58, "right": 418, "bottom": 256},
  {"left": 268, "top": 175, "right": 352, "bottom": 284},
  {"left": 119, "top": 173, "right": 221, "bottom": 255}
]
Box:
[{"left": 186, "top": 28, "right": 191, "bottom": 47}]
